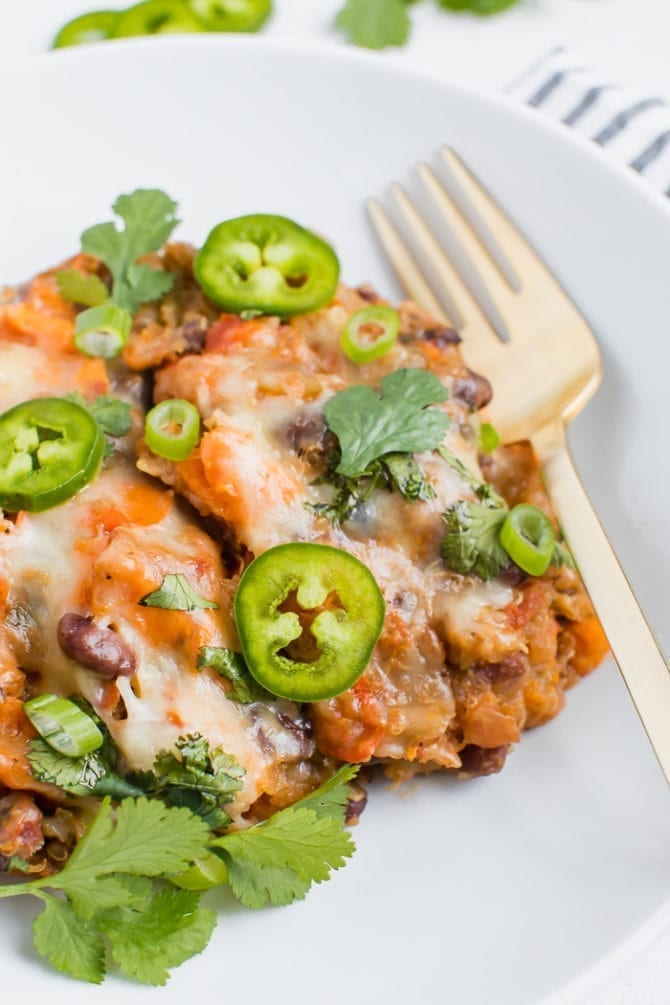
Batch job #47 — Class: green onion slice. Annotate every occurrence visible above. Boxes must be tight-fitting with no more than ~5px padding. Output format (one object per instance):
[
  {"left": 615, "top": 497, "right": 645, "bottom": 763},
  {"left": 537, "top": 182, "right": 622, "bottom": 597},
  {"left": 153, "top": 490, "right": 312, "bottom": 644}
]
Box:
[
  {"left": 341, "top": 305, "right": 399, "bottom": 364},
  {"left": 145, "top": 398, "right": 201, "bottom": 461},
  {"left": 171, "top": 851, "right": 229, "bottom": 891},
  {"left": 500, "top": 504, "right": 556, "bottom": 577},
  {"left": 23, "top": 694, "right": 103, "bottom": 757},
  {"left": 73, "top": 303, "right": 132, "bottom": 360}
]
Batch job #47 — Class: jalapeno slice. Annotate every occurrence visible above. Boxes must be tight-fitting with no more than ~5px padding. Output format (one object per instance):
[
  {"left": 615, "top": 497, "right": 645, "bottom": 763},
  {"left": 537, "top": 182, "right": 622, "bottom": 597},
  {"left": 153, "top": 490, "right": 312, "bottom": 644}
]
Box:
[
  {"left": 341, "top": 305, "right": 399, "bottom": 363},
  {"left": 234, "top": 543, "right": 385, "bottom": 702},
  {"left": 52, "top": 10, "right": 121, "bottom": 48},
  {"left": 113, "top": 0, "right": 207, "bottom": 37},
  {"left": 194, "top": 214, "right": 340, "bottom": 319},
  {"left": 0, "top": 398, "right": 105, "bottom": 513},
  {"left": 188, "top": 0, "right": 272, "bottom": 31},
  {"left": 499, "top": 504, "right": 556, "bottom": 577}
]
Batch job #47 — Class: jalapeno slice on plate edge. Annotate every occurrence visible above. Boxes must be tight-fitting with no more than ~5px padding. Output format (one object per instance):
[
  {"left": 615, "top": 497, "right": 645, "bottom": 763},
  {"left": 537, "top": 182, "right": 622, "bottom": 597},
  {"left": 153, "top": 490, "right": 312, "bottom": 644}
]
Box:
[
  {"left": 188, "top": 0, "right": 272, "bottom": 32},
  {"left": 52, "top": 10, "right": 121, "bottom": 48},
  {"left": 113, "top": 0, "right": 207, "bottom": 37},
  {"left": 0, "top": 397, "right": 105, "bottom": 513},
  {"left": 194, "top": 214, "right": 340, "bottom": 319},
  {"left": 234, "top": 542, "right": 385, "bottom": 703}
]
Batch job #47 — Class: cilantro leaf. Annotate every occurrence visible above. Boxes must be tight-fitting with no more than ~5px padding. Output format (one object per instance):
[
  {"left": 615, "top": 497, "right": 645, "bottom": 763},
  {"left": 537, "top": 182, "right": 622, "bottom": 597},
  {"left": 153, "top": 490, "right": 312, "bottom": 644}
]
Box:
[
  {"left": 438, "top": 446, "right": 505, "bottom": 507},
  {"left": 297, "top": 764, "right": 360, "bottom": 820},
  {"left": 212, "top": 806, "right": 355, "bottom": 908},
  {"left": 65, "top": 392, "right": 133, "bottom": 461},
  {"left": 140, "top": 574, "right": 218, "bottom": 611},
  {"left": 97, "top": 889, "right": 216, "bottom": 987},
  {"left": 80, "top": 189, "right": 178, "bottom": 314},
  {"left": 58, "top": 797, "right": 210, "bottom": 881},
  {"left": 441, "top": 500, "right": 508, "bottom": 580},
  {"left": 86, "top": 395, "right": 133, "bottom": 438},
  {"left": 335, "top": 0, "right": 411, "bottom": 49},
  {"left": 0, "top": 799, "right": 214, "bottom": 986},
  {"left": 27, "top": 736, "right": 143, "bottom": 800},
  {"left": 438, "top": 0, "right": 521, "bottom": 14},
  {"left": 324, "top": 368, "right": 449, "bottom": 477},
  {"left": 209, "top": 765, "right": 358, "bottom": 908},
  {"left": 32, "top": 898, "right": 105, "bottom": 984},
  {"left": 56, "top": 269, "right": 108, "bottom": 308},
  {"left": 129, "top": 734, "right": 245, "bottom": 830},
  {"left": 197, "top": 646, "right": 272, "bottom": 703}
]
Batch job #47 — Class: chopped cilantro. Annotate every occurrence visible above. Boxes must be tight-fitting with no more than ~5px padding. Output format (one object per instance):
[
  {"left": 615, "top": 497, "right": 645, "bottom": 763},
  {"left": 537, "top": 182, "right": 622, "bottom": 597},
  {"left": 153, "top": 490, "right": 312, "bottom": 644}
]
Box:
[
  {"left": 441, "top": 500, "right": 508, "bottom": 580},
  {"left": 197, "top": 646, "right": 271, "bottom": 703},
  {"left": 127, "top": 734, "right": 245, "bottom": 831},
  {"left": 324, "top": 368, "right": 449, "bottom": 478},
  {"left": 140, "top": 574, "right": 218, "bottom": 611}
]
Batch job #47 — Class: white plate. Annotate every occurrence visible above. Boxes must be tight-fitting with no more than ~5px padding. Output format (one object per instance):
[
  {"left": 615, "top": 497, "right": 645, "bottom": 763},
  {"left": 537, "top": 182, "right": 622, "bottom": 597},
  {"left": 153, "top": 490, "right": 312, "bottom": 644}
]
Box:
[{"left": 1, "top": 37, "right": 670, "bottom": 1005}]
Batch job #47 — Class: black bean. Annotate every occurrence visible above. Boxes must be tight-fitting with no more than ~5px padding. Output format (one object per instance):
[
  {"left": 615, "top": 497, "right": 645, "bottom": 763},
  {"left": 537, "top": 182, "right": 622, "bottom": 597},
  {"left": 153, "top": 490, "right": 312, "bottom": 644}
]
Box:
[
  {"left": 452, "top": 368, "right": 493, "bottom": 410},
  {"left": 57, "top": 614, "right": 137, "bottom": 679},
  {"left": 459, "top": 744, "right": 509, "bottom": 776}
]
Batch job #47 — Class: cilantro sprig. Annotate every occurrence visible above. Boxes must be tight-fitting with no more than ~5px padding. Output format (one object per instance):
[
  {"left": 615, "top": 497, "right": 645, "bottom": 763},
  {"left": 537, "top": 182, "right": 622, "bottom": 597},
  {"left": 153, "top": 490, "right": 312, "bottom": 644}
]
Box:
[
  {"left": 316, "top": 368, "right": 447, "bottom": 522},
  {"left": 0, "top": 798, "right": 215, "bottom": 985},
  {"left": 56, "top": 189, "right": 179, "bottom": 352},
  {"left": 324, "top": 368, "right": 450, "bottom": 478},
  {"left": 209, "top": 765, "right": 358, "bottom": 908}
]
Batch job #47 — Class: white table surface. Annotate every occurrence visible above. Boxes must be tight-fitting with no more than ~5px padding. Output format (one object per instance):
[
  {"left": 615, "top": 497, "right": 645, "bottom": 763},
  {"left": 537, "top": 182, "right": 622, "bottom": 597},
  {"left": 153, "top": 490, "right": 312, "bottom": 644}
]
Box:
[{"left": 1, "top": 1, "right": 669, "bottom": 1001}]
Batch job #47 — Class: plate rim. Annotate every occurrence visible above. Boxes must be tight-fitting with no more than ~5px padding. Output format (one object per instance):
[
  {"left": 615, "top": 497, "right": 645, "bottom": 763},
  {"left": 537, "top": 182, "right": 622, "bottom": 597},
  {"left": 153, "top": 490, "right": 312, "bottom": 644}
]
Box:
[{"left": 1, "top": 34, "right": 669, "bottom": 1004}]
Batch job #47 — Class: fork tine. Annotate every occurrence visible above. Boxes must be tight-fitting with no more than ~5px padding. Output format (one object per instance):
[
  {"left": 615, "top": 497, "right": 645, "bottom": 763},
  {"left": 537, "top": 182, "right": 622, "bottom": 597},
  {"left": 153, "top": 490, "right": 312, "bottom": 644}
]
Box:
[
  {"left": 366, "top": 199, "right": 449, "bottom": 324},
  {"left": 418, "top": 163, "right": 517, "bottom": 341},
  {"left": 390, "top": 182, "right": 489, "bottom": 338},
  {"left": 440, "top": 147, "right": 552, "bottom": 286}
]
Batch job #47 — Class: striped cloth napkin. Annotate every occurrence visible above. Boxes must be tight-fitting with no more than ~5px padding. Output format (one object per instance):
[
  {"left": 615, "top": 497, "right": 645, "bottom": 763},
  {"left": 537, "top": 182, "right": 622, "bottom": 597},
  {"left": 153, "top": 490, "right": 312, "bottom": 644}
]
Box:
[{"left": 506, "top": 47, "right": 670, "bottom": 196}]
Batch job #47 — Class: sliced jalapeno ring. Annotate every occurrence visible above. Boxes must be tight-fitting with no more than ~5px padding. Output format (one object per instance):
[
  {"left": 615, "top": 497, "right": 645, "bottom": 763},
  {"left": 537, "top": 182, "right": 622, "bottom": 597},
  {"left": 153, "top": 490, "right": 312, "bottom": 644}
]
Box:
[
  {"left": 500, "top": 504, "right": 556, "bottom": 577},
  {"left": 188, "top": 0, "right": 272, "bottom": 32},
  {"left": 23, "top": 694, "right": 103, "bottom": 757},
  {"left": 145, "top": 398, "right": 201, "bottom": 461},
  {"left": 73, "top": 303, "right": 132, "bottom": 360},
  {"left": 234, "top": 542, "right": 385, "bottom": 703},
  {"left": 194, "top": 214, "right": 340, "bottom": 319},
  {"left": 0, "top": 397, "right": 105, "bottom": 513},
  {"left": 341, "top": 305, "right": 399, "bottom": 363},
  {"left": 113, "top": 0, "right": 207, "bottom": 37},
  {"left": 52, "top": 10, "right": 121, "bottom": 48}
]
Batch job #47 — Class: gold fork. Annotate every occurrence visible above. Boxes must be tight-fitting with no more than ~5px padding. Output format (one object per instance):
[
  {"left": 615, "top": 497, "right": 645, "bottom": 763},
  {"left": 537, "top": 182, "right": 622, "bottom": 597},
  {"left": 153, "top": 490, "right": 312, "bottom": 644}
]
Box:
[{"left": 368, "top": 147, "right": 670, "bottom": 783}]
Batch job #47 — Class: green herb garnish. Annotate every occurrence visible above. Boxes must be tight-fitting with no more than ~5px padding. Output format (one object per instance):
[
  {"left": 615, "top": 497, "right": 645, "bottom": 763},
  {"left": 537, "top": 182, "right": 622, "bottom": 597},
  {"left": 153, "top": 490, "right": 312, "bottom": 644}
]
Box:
[
  {"left": 197, "top": 646, "right": 272, "bottom": 704},
  {"left": 0, "top": 798, "right": 214, "bottom": 986},
  {"left": 140, "top": 574, "right": 218, "bottom": 611},
  {"left": 209, "top": 764, "right": 358, "bottom": 908},
  {"left": 127, "top": 734, "right": 244, "bottom": 831},
  {"left": 324, "top": 368, "right": 449, "bottom": 478}
]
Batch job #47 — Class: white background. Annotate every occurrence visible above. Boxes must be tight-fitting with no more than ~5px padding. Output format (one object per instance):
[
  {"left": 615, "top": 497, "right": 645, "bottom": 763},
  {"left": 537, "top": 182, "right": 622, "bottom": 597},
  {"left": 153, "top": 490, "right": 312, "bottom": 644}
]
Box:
[{"left": 1, "top": 1, "right": 670, "bottom": 1001}]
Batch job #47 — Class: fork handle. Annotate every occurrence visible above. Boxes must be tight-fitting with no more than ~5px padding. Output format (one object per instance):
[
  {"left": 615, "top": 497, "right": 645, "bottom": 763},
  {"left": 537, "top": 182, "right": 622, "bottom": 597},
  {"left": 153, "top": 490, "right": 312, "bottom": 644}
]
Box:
[{"left": 532, "top": 420, "right": 670, "bottom": 783}]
